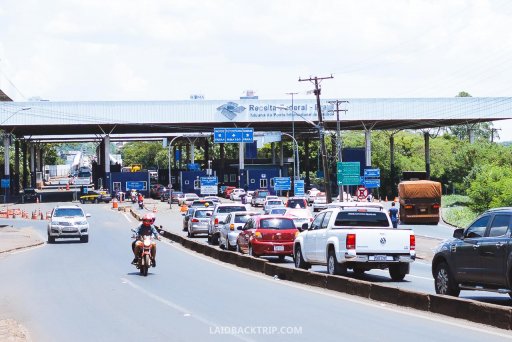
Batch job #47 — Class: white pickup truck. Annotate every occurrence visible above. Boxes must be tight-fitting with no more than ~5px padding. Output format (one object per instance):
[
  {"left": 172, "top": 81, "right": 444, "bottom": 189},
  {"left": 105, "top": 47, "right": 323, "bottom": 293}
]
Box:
[{"left": 293, "top": 205, "right": 416, "bottom": 281}]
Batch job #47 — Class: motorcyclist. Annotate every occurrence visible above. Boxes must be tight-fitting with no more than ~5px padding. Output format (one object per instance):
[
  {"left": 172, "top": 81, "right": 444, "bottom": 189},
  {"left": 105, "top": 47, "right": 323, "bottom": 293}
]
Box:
[{"left": 132, "top": 213, "right": 161, "bottom": 266}]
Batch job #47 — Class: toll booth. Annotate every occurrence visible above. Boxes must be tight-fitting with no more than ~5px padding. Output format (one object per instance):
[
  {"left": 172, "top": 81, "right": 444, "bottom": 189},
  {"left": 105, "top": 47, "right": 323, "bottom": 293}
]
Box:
[
  {"left": 240, "top": 166, "right": 285, "bottom": 194},
  {"left": 110, "top": 171, "right": 150, "bottom": 197},
  {"left": 180, "top": 171, "right": 207, "bottom": 195}
]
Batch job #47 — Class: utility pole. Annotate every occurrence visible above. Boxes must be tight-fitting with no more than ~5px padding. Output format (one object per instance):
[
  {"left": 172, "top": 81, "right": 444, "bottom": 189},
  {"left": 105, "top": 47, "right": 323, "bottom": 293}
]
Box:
[
  {"left": 299, "top": 75, "right": 333, "bottom": 203},
  {"left": 328, "top": 100, "right": 348, "bottom": 201}
]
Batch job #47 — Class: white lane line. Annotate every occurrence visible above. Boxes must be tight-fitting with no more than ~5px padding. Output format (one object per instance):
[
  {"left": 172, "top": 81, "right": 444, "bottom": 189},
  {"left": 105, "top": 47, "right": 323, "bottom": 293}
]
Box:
[
  {"left": 371, "top": 269, "right": 433, "bottom": 281},
  {"left": 120, "top": 277, "right": 254, "bottom": 342},
  {"left": 161, "top": 239, "right": 512, "bottom": 339},
  {"left": 123, "top": 213, "right": 133, "bottom": 223}
]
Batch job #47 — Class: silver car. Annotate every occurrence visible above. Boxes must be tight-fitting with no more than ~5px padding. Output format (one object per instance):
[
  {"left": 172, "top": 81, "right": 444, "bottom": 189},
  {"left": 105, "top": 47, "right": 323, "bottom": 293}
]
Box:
[
  {"left": 47, "top": 205, "right": 90, "bottom": 243},
  {"left": 219, "top": 211, "right": 259, "bottom": 251},
  {"left": 207, "top": 203, "right": 248, "bottom": 245},
  {"left": 188, "top": 208, "right": 213, "bottom": 238},
  {"left": 263, "top": 199, "right": 285, "bottom": 214}
]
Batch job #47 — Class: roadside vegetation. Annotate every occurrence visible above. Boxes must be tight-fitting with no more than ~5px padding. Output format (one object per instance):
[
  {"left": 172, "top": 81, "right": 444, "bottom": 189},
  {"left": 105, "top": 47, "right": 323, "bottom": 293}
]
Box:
[{"left": 441, "top": 195, "right": 478, "bottom": 228}]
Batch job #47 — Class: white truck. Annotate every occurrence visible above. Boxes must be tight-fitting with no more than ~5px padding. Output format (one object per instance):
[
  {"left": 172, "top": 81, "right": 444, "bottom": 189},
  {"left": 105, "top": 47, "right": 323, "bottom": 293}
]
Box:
[{"left": 293, "top": 205, "right": 416, "bottom": 281}]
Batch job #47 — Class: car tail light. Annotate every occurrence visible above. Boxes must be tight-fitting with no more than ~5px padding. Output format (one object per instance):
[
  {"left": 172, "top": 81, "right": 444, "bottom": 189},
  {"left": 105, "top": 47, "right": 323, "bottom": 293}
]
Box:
[
  {"left": 214, "top": 218, "right": 219, "bottom": 225},
  {"left": 410, "top": 235, "right": 416, "bottom": 250},
  {"left": 295, "top": 231, "right": 300, "bottom": 238},
  {"left": 432, "top": 203, "right": 440, "bottom": 209},
  {"left": 346, "top": 234, "right": 356, "bottom": 250},
  {"left": 404, "top": 205, "right": 413, "bottom": 209},
  {"left": 230, "top": 224, "right": 235, "bottom": 231},
  {"left": 191, "top": 218, "right": 199, "bottom": 223},
  {"left": 254, "top": 232, "right": 262, "bottom": 239}
]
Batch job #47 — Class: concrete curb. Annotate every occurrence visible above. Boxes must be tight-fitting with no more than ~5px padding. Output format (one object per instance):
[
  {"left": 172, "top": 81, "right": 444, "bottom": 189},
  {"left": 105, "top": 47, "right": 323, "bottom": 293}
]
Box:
[
  {"left": 0, "top": 241, "right": 45, "bottom": 254},
  {"left": 136, "top": 209, "right": 512, "bottom": 331}
]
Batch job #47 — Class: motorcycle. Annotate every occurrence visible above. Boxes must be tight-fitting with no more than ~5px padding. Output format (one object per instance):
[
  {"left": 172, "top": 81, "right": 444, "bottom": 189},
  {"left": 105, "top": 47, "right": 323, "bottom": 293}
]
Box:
[
  {"left": 131, "top": 193, "right": 137, "bottom": 203},
  {"left": 138, "top": 199, "right": 144, "bottom": 209},
  {"left": 132, "top": 233, "right": 154, "bottom": 276}
]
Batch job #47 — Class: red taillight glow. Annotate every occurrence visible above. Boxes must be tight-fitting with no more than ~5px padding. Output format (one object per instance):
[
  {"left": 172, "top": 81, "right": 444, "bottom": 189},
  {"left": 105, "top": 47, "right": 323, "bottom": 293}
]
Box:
[
  {"left": 404, "top": 205, "right": 413, "bottom": 209},
  {"left": 432, "top": 203, "right": 440, "bottom": 209},
  {"left": 346, "top": 234, "right": 356, "bottom": 250},
  {"left": 214, "top": 218, "right": 219, "bottom": 225},
  {"left": 410, "top": 235, "right": 416, "bottom": 250},
  {"left": 191, "top": 218, "right": 199, "bottom": 223}
]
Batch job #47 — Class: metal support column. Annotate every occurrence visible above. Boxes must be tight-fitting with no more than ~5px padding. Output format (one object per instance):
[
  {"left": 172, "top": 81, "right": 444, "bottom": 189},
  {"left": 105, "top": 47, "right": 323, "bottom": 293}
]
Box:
[
  {"left": 424, "top": 132, "right": 431, "bottom": 180},
  {"left": 30, "top": 143, "right": 36, "bottom": 188},
  {"left": 365, "top": 129, "right": 372, "bottom": 167},
  {"left": 14, "top": 138, "right": 20, "bottom": 194},
  {"left": 104, "top": 135, "right": 111, "bottom": 191},
  {"left": 3, "top": 134, "right": 10, "bottom": 198}
]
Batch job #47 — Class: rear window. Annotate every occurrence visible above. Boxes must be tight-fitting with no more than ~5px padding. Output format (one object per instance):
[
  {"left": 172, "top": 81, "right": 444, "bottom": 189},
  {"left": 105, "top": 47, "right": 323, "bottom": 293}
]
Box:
[
  {"left": 286, "top": 199, "right": 306, "bottom": 208},
  {"left": 191, "top": 201, "right": 214, "bottom": 207},
  {"left": 194, "top": 210, "right": 213, "bottom": 218},
  {"left": 54, "top": 208, "right": 84, "bottom": 217},
  {"left": 257, "top": 191, "right": 269, "bottom": 198},
  {"left": 217, "top": 206, "right": 247, "bottom": 213},
  {"left": 78, "top": 172, "right": 91, "bottom": 178},
  {"left": 259, "top": 218, "right": 296, "bottom": 230},
  {"left": 267, "top": 201, "right": 282, "bottom": 206},
  {"left": 334, "top": 211, "right": 390, "bottom": 227},
  {"left": 235, "top": 214, "right": 254, "bottom": 224},
  {"left": 270, "top": 208, "right": 287, "bottom": 215}
]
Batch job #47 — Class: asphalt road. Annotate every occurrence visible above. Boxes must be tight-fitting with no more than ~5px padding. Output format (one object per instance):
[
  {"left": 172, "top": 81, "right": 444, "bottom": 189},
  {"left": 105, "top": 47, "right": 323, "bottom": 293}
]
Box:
[{"left": 1, "top": 202, "right": 511, "bottom": 341}]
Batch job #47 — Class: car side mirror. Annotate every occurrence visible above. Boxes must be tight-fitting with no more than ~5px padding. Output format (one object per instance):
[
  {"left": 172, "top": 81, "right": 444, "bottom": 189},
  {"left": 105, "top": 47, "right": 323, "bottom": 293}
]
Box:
[
  {"left": 237, "top": 226, "right": 243, "bottom": 231},
  {"left": 86, "top": 213, "right": 91, "bottom": 218},
  {"left": 453, "top": 228, "right": 464, "bottom": 239},
  {"left": 300, "top": 223, "right": 309, "bottom": 232}
]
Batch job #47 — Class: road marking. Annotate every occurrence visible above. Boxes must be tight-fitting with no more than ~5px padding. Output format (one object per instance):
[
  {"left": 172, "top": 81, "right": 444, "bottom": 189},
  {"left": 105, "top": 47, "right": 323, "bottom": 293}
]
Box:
[
  {"left": 371, "top": 268, "right": 433, "bottom": 281},
  {"left": 120, "top": 277, "right": 254, "bottom": 342},
  {"left": 161, "top": 239, "right": 512, "bottom": 338},
  {"left": 123, "top": 213, "right": 133, "bottom": 223}
]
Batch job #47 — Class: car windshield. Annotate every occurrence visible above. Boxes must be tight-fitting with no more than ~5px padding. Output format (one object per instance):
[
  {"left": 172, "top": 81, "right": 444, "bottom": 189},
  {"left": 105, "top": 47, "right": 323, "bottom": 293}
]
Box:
[
  {"left": 195, "top": 210, "right": 213, "bottom": 218},
  {"left": 257, "top": 191, "right": 269, "bottom": 198},
  {"left": 234, "top": 214, "right": 254, "bottom": 223},
  {"left": 217, "top": 206, "right": 247, "bottom": 213},
  {"left": 334, "top": 211, "right": 389, "bottom": 227},
  {"left": 191, "top": 201, "right": 214, "bottom": 207},
  {"left": 259, "top": 218, "right": 296, "bottom": 230},
  {"left": 286, "top": 199, "right": 306, "bottom": 208},
  {"left": 270, "top": 208, "right": 287, "bottom": 215},
  {"left": 54, "top": 208, "right": 84, "bottom": 217},
  {"left": 78, "top": 172, "right": 91, "bottom": 178}
]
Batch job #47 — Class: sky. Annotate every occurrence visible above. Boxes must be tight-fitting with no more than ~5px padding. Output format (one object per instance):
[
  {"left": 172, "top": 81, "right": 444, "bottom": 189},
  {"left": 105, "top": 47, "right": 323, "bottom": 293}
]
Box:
[{"left": 1, "top": 0, "right": 512, "bottom": 140}]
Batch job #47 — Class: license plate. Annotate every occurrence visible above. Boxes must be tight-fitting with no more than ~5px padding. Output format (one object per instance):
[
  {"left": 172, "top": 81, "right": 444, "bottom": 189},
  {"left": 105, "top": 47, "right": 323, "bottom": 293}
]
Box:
[
  {"left": 419, "top": 208, "right": 427, "bottom": 212},
  {"left": 372, "top": 255, "right": 388, "bottom": 261},
  {"left": 274, "top": 245, "right": 284, "bottom": 251}
]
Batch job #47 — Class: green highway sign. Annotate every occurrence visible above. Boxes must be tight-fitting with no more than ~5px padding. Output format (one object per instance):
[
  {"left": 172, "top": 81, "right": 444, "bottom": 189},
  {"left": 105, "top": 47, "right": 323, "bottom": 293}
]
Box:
[
  {"left": 337, "top": 174, "right": 362, "bottom": 186},
  {"left": 337, "top": 162, "right": 360, "bottom": 176}
]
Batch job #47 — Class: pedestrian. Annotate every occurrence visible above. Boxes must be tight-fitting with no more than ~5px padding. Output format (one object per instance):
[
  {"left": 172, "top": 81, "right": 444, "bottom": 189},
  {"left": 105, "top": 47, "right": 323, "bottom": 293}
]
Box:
[{"left": 388, "top": 201, "right": 399, "bottom": 228}]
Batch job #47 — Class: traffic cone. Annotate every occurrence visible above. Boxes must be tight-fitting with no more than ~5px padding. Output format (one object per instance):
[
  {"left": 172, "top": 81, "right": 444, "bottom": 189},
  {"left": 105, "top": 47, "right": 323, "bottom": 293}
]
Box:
[{"left": 112, "top": 198, "right": 118, "bottom": 209}]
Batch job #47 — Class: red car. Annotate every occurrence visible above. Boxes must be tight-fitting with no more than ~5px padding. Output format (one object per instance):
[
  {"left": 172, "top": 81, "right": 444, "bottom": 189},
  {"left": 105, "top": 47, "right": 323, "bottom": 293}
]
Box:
[
  {"left": 224, "top": 186, "right": 236, "bottom": 199},
  {"left": 236, "top": 215, "right": 299, "bottom": 261}
]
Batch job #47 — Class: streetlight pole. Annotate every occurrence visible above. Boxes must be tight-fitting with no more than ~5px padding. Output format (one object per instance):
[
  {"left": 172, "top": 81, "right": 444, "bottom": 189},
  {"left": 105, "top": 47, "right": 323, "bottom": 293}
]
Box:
[
  {"left": 281, "top": 132, "right": 299, "bottom": 180},
  {"left": 328, "top": 100, "right": 348, "bottom": 201}
]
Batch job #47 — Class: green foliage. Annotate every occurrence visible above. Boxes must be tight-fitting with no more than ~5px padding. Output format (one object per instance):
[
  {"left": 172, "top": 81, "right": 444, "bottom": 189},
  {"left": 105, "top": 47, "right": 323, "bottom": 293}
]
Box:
[
  {"left": 441, "top": 195, "right": 471, "bottom": 207},
  {"left": 121, "top": 142, "right": 165, "bottom": 169},
  {"left": 442, "top": 206, "right": 478, "bottom": 228},
  {"left": 466, "top": 164, "right": 512, "bottom": 212}
]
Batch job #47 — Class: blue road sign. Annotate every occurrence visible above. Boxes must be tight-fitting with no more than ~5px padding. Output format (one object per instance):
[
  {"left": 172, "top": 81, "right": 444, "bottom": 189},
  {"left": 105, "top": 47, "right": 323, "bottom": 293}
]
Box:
[
  {"left": 294, "top": 180, "right": 305, "bottom": 196},
  {"left": 214, "top": 128, "right": 254, "bottom": 143},
  {"left": 364, "top": 168, "right": 380, "bottom": 178},
  {"left": 200, "top": 176, "right": 218, "bottom": 195},
  {"left": 363, "top": 178, "right": 381, "bottom": 188},
  {"left": 126, "top": 181, "right": 147, "bottom": 191},
  {"left": 1, "top": 179, "right": 9, "bottom": 189},
  {"left": 273, "top": 177, "right": 291, "bottom": 191}
]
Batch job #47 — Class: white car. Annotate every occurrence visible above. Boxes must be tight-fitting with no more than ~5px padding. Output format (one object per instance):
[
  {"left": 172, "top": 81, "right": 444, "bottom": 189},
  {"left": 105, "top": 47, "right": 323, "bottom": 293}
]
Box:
[
  {"left": 181, "top": 193, "right": 200, "bottom": 205},
  {"left": 293, "top": 206, "right": 415, "bottom": 280},
  {"left": 47, "top": 205, "right": 90, "bottom": 243},
  {"left": 312, "top": 192, "right": 327, "bottom": 212},
  {"left": 265, "top": 195, "right": 279, "bottom": 201},
  {"left": 306, "top": 188, "right": 321, "bottom": 204},
  {"left": 285, "top": 208, "right": 313, "bottom": 229},
  {"left": 219, "top": 211, "right": 259, "bottom": 251},
  {"left": 246, "top": 191, "right": 254, "bottom": 203},
  {"left": 230, "top": 188, "right": 246, "bottom": 201},
  {"left": 263, "top": 199, "right": 285, "bottom": 214}
]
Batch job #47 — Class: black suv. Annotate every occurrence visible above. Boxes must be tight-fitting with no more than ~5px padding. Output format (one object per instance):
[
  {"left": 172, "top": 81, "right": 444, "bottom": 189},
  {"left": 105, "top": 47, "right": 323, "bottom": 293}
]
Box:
[
  {"left": 432, "top": 207, "right": 512, "bottom": 297},
  {"left": 21, "top": 188, "right": 38, "bottom": 203}
]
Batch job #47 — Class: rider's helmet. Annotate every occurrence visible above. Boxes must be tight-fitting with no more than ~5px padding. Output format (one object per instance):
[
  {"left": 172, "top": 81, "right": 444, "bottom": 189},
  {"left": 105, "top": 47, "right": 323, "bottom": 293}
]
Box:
[
  {"left": 147, "top": 212, "right": 156, "bottom": 224},
  {"left": 142, "top": 213, "right": 153, "bottom": 226}
]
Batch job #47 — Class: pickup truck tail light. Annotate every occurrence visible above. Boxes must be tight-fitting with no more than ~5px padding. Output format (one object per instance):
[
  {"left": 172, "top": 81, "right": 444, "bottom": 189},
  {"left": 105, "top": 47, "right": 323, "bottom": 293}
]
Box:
[
  {"left": 410, "top": 235, "right": 416, "bottom": 250},
  {"left": 432, "top": 203, "right": 440, "bottom": 209},
  {"left": 404, "top": 205, "right": 413, "bottom": 209},
  {"left": 214, "top": 218, "right": 219, "bottom": 225},
  {"left": 191, "top": 218, "right": 199, "bottom": 223},
  {"left": 346, "top": 234, "right": 356, "bottom": 250}
]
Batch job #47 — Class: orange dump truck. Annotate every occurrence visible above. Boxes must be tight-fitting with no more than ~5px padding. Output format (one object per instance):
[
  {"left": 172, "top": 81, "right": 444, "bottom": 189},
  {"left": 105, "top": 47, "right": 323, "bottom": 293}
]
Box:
[{"left": 398, "top": 180, "right": 442, "bottom": 225}]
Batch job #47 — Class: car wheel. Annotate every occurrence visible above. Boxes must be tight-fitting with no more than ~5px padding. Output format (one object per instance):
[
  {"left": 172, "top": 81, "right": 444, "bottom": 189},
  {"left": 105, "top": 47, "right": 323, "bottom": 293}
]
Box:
[
  {"left": 434, "top": 262, "right": 460, "bottom": 296},
  {"left": 94, "top": 198, "right": 98, "bottom": 204},
  {"left": 47, "top": 235, "right": 55, "bottom": 244},
  {"left": 389, "top": 264, "right": 408, "bottom": 281},
  {"left": 211, "top": 234, "right": 219, "bottom": 245},
  {"left": 327, "top": 249, "right": 347, "bottom": 276},
  {"left": 187, "top": 230, "right": 191, "bottom": 238},
  {"left": 294, "top": 246, "right": 310, "bottom": 270},
  {"left": 80, "top": 236, "right": 89, "bottom": 243},
  {"left": 80, "top": 199, "right": 84, "bottom": 204}
]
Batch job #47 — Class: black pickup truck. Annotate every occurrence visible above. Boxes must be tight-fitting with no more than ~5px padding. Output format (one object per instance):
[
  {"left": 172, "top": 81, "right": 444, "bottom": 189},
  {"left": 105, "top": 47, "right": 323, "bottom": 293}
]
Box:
[{"left": 432, "top": 207, "right": 512, "bottom": 297}]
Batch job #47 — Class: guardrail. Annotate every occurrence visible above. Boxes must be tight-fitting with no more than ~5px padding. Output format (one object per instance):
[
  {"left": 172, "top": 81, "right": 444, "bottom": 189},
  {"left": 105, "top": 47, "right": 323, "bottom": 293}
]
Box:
[{"left": 130, "top": 208, "right": 512, "bottom": 330}]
